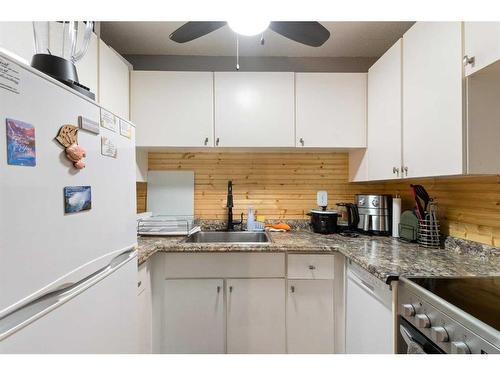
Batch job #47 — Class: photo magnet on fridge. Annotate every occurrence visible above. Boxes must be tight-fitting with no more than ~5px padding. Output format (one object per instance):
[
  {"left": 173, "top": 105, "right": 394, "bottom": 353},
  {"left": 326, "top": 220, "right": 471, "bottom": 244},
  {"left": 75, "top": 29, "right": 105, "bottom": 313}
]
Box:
[
  {"left": 6, "top": 118, "right": 36, "bottom": 166},
  {"left": 101, "top": 136, "right": 118, "bottom": 158},
  {"left": 64, "top": 186, "right": 92, "bottom": 214}
]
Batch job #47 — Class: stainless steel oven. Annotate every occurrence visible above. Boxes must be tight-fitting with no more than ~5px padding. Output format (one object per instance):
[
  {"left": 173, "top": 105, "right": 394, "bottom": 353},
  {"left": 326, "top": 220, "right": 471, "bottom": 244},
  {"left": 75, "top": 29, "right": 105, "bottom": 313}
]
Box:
[
  {"left": 397, "top": 276, "right": 500, "bottom": 354},
  {"left": 398, "top": 316, "right": 444, "bottom": 354}
]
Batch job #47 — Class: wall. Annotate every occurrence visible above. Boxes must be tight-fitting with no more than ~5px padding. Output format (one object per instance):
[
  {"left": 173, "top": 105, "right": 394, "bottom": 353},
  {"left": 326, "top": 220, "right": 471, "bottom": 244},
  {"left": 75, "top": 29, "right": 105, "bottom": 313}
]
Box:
[
  {"left": 378, "top": 176, "right": 500, "bottom": 246},
  {"left": 138, "top": 151, "right": 500, "bottom": 247},
  {"left": 142, "top": 151, "right": 383, "bottom": 218},
  {"left": 125, "top": 55, "right": 377, "bottom": 72}
]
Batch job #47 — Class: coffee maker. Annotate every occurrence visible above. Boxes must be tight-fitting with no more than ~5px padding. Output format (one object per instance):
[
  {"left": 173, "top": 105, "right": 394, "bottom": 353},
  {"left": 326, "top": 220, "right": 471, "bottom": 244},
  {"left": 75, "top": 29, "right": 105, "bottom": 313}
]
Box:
[{"left": 356, "top": 194, "right": 392, "bottom": 235}]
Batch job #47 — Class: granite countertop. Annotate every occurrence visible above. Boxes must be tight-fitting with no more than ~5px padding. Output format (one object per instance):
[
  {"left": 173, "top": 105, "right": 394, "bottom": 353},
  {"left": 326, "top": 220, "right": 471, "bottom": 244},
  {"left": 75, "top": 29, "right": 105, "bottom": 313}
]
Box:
[{"left": 136, "top": 231, "right": 500, "bottom": 283}]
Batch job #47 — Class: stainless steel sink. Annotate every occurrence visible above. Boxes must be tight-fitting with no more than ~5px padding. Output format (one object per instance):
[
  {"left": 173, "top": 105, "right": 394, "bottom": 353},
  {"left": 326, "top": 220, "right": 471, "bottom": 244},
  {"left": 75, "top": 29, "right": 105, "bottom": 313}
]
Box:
[{"left": 184, "top": 231, "right": 271, "bottom": 244}]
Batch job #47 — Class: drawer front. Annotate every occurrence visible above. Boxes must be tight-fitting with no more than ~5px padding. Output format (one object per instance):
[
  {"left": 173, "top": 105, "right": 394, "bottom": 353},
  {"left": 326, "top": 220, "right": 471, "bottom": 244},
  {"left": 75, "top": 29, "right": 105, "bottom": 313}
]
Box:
[
  {"left": 287, "top": 254, "right": 334, "bottom": 279},
  {"left": 163, "top": 253, "right": 285, "bottom": 278}
]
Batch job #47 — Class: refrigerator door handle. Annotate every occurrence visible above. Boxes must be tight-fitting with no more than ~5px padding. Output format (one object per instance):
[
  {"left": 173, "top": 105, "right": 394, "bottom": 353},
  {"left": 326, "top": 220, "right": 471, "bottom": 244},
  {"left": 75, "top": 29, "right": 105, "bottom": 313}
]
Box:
[{"left": 0, "top": 247, "right": 136, "bottom": 342}]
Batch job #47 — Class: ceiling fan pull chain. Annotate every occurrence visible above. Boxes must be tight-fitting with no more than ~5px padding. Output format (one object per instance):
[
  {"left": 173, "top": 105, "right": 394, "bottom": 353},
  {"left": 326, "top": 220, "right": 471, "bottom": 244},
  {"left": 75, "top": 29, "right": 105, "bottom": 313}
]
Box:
[{"left": 236, "top": 34, "right": 240, "bottom": 71}]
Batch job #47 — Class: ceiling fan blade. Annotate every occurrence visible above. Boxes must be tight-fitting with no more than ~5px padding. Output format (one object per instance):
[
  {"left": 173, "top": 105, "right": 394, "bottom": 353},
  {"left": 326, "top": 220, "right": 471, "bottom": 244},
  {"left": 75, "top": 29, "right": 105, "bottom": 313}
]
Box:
[
  {"left": 269, "top": 21, "right": 330, "bottom": 47},
  {"left": 170, "top": 21, "right": 227, "bottom": 43}
]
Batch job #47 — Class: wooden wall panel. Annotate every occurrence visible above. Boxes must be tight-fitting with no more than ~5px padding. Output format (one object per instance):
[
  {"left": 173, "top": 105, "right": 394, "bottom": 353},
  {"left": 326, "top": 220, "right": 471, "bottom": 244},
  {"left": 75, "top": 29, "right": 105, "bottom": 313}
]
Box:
[
  {"left": 136, "top": 182, "right": 147, "bottom": 213},
  {"left": 148, "top": 152, "right": 383, "bottom": 219},
  {"left": 143, "top": 151, "right": 500, "bottom": 246},
  {"left": 374, "top": 176, "right": 500, "bottom": 246}
]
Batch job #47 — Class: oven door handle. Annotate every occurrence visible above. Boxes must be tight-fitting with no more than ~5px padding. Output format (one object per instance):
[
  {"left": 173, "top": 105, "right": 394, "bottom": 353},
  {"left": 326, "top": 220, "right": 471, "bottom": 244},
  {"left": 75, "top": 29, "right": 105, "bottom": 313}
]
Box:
[
  {"left": 400, "top": 325, "right": 414, "bottom": 346},
  {"left": 400, "top": 325, "right": 427, "bottom": 354}
]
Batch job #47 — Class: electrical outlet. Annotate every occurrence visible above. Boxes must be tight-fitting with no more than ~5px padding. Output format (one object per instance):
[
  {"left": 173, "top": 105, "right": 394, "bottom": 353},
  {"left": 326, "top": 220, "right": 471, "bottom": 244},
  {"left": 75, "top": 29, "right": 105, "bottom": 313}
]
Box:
[{"left": 317, "top": 191, "right": 328, "bottom": 207}]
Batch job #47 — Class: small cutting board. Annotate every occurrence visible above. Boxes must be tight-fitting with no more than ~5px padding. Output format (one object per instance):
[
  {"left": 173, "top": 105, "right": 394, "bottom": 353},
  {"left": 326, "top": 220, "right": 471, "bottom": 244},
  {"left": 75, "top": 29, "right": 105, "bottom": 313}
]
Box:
[{"left": 146, "top": 171, "right": 194, "bottom": 216}]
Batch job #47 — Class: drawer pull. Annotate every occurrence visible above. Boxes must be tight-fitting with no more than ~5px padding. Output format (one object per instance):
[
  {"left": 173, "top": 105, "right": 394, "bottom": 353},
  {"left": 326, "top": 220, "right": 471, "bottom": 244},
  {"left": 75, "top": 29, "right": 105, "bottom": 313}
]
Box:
[
  {"left": 290, "top": 286, "right": 295, "bottom": 293},
  {"left": 217, "top": 286, "right": 221, "bottom": 293},
  {"left": 229, "top": 286, "right": 233, "bottom": 293},
  {"left": 308, "top": 265, "right": 316, "bottom": 270},
  {"left": 137, "top": 281, "right": 142, "bottom": 288}
]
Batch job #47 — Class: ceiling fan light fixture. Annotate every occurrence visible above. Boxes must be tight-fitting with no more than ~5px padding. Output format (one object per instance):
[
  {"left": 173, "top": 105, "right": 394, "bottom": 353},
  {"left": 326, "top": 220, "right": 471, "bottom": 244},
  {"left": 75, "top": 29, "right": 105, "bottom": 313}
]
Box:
[{"left": 228, "top": 20, "right": 270, "bottom": 36}]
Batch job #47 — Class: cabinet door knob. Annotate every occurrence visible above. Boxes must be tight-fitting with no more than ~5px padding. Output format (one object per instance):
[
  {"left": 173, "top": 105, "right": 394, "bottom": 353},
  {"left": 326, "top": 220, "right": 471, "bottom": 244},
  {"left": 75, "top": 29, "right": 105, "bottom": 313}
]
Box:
[
  {"left": 290, "top": 285, "right": 295, "bottom": 293},
  {"left": 299, "top": 137, "right": 304, "bottom": 146},
  {"left": 204, "top": 137, "right": 209, "bottom": 146},
  {"left": 217, "top": 286, "right": 221, "bottom": 293},
  {"left": 308, "top": 265, "right": 316, "bottom": 270},
  {"left": 463, "top": 55, "right": 475, "bottom": 66},
  {"left": 403, "top": 166, "right": 408, "bottom": 176},
  {"left": 137, "top": 281, "right": 142, "bottom": 288},
  {"left": 229, "top": 286, "right": 233, "bottom": 293},
  {"left": 216, "top": 137, "right": 220, "bottom": 146},
  {"left": 392, "top": 167, "right": 400, "bottom": 176}
]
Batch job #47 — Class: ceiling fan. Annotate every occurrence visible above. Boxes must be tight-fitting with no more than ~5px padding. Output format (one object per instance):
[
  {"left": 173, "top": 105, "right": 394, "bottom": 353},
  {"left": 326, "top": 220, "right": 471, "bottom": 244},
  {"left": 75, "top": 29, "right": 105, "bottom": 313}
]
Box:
[{"left": 169, "top": 21, "right": 330, "bottom": 47}]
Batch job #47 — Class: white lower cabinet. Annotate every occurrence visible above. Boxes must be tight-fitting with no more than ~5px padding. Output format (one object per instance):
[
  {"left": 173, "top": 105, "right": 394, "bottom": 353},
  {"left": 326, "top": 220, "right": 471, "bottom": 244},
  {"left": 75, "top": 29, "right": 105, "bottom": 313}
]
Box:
[
  {"left": 157, "top": 253, "right": 342, "bottom": 354},
  {"left": 287, "top": 279, "right": 335, "bottom": 353},
  {"left": 137, "top": 262, "right": 152, "bottom": 354},
  {"left": 226, "top": 279, "right": 286, "bottom": 354},
  {"left": 162, "top": 279, "right": 225, "bottom": 354}
]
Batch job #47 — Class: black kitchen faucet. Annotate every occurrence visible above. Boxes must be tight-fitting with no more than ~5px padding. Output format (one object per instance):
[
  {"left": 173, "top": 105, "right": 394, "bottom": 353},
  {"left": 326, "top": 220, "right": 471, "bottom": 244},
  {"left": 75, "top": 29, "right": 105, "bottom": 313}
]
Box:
[{"left": 226, "top": 180, "right": 243, "bottom": 231}]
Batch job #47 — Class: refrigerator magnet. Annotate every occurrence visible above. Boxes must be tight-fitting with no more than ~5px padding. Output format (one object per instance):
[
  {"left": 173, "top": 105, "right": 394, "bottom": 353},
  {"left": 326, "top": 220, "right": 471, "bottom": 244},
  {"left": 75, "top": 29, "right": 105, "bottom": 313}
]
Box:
[
  {"left": 6, "top": 118, "right": 36, "bottom": 167},
  {"left": 100, "top": 109, "right": 117, "bottom": 132},
  {"left": 55, "top": 125, "right": 87, "bottom": 170},
  {"left": 64, "top": 186, "right": 92, "bottom": 213},
  {"left": 119, "top": 119, "right": 132, "bottom": 139},
  {"left": 101, "top": 136, "right": 117, "bottom": 158}
]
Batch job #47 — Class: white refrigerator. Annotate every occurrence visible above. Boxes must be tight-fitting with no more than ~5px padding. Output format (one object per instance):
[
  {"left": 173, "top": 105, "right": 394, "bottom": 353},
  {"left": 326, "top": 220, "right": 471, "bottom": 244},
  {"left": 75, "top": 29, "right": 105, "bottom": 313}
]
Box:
[{"left": 0, "top": 51, "right": 138, "bottom": 353}]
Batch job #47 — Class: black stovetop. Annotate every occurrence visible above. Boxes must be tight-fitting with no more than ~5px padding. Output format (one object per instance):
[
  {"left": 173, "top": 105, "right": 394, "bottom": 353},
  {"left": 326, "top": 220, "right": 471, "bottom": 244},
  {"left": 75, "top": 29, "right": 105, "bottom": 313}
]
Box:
[{"left": 408, "top": 276, "right": 500, "bottom": 331}]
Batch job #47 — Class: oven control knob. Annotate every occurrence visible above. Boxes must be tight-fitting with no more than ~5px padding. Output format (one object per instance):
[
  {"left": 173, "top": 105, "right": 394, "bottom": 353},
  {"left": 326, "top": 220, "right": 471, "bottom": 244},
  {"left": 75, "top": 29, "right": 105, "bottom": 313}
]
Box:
[
  {"left": 415, "top": 314, "right": 431, "bottom": 328},
  {"left": 402, "top": 304, "right": 416, "bottom": 317},
  {"left": 451, "top": 341, "right": 471, "bottom": 354},
  {"left": 431, "top": 326, "right": 449, "bottom": 342}
]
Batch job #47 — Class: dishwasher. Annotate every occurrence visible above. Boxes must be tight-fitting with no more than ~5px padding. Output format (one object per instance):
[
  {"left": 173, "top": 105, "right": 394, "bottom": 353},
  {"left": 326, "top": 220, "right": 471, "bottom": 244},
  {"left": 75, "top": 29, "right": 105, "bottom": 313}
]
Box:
[{"left": 345, "top": 261, "right": 393, "bottom": 354}]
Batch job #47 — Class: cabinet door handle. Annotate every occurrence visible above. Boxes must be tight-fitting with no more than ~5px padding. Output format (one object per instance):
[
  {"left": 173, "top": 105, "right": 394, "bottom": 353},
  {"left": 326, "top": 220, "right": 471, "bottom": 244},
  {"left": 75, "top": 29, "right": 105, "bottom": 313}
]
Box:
[
  {"left": 204, "top": 137, "right": 209, "bottom": 146},
  {"left": 217, "top": 286, "right": 221, "bottom": 293},
  {"left": 299, "top": 137, "right": 304, "bottom": 146},
  {"left": 463, "top": 55, "right": 475, "bottom": 66},
  {"left": 393, "top": 167, "right": 400, "bottom": 177},
  {"left": 290, "top": 285, "right": 295, "bottom": 293},
  {"left": 403, "top": 166, "right": 408, "bottom": 177},
  {"left": 229, "top": 286, "right": 233, "bottom": 293},
  {"left": 137, "top": 281, "right": 142, "bottom": 288},
  {"left": 308, "top": 265, "right": 316, "bottom": 270},
  {"left": 216, "top": 137, "right": 220, "bottom": 146}
]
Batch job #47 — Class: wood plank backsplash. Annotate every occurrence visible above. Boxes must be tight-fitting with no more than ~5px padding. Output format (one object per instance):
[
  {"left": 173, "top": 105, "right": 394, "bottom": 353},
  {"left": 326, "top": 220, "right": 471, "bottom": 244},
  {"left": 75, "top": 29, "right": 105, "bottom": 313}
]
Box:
[
  {"left": 378, "top": 176, "right": 500, "bottom": 246},
  {"left": 139, "top": 151, "right": 500, "bottom": 246},
  {"left": 145, "top": 152, "right": 384, "bottom": 218}
]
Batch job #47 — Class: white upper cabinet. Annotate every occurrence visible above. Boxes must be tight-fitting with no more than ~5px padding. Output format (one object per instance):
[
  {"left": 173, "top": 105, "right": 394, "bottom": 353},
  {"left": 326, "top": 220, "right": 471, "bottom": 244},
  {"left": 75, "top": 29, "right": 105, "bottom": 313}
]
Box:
[
  {"left": 99, "top": 40, "right": 130, "bottom": 119},
  {"left": 295, "top": 73, "right": 367, "bottom": 148},
  {"left": 366, "top": 39, "right": 402, "bottom": 181},
  {"left": 0, "top": 22, "right": 34, "bottom": 63},
  {"left": 131, "top": 71, "right": 214, "bottom": 148},
  {"left": 402, "top": 22, "right": 464, "bottom": 178},
  {"left": 464, "top": 22, "right": 500, "bottom": 76},
  {"left": 214, "top": 72, "right": 295, "bottom": 147}
]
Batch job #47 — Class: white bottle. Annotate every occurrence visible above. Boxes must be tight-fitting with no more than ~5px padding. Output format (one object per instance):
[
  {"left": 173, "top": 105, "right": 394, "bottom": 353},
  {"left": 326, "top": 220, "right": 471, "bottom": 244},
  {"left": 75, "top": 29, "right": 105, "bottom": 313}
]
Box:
[{"left": 247, "top": 207, "right": 255, "bottom": 231}]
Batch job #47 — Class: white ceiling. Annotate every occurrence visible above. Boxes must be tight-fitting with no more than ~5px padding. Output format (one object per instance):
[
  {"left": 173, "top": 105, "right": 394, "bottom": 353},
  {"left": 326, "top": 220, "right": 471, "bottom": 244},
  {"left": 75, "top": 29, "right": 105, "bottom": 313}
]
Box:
[{"left": 100, "top": 21, "right": 414, "bottom": 57}]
